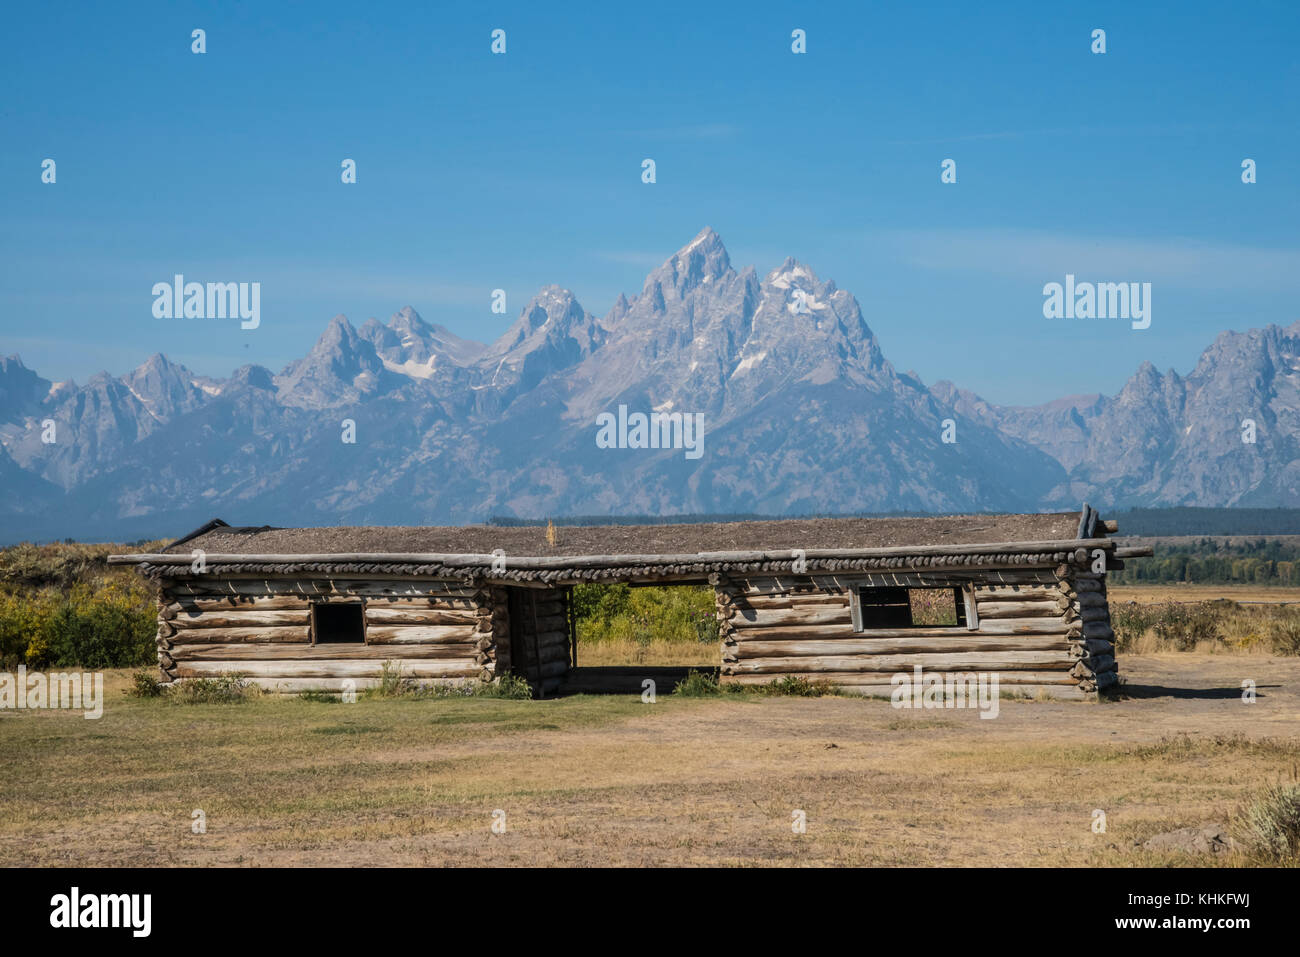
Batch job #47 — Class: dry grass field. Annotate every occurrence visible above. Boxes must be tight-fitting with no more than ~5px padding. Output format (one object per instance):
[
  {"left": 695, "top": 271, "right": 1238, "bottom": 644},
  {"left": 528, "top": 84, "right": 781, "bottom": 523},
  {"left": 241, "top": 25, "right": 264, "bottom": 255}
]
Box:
[
  {"left": 3, "top": 651, "right": 1298, "bottom": 867},
  {"left": 1109, "top": 584, "right": 1300, "bottom": 605}
]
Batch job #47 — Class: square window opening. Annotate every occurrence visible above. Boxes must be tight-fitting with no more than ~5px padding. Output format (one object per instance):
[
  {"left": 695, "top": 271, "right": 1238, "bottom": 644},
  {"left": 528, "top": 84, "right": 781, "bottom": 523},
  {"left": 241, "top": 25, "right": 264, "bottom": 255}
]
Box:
[
  {"left": 856, "top": 586, "right": 967, "bottom": 630},
  {"left": 313, "top": 602, "right": 366, "bottom": 643}
]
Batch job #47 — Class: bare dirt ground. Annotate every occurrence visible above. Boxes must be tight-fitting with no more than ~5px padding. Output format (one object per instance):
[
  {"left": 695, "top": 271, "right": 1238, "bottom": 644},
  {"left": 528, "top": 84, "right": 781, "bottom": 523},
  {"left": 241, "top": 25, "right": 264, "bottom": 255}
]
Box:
[{"left": 2, "top": 655, "right": 1296, "bottom": 867}]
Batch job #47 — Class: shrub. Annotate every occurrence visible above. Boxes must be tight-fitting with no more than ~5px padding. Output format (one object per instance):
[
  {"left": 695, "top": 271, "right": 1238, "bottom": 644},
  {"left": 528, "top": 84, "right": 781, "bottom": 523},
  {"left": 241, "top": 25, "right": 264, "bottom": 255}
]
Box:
[
  {"left": 675, "top": 670, "right": 724, "bottom": 696},
  {"left": 574, "top": 583, "right": 717, "bottom": 646},
  {"left": 0, "top": 557, "right": 156, "bottom": 670},
  {"left": 360, "top": 662, "right": 536, "bottom": 700},
  {"left": 690, "top": 610, "right": 719, "bottom": 644},
  {"left": 1108, "top": 602, "right": 1156, "bottom": 653},
  {"left": 753, "top": 675, "right": 837, "bottom": 697},
  {"left": 166, "top": 674, "right": 256, "bottom": 704},
  {"left": 1239, "top": 783, "right": 1300, "bottom": 863},
  {"left": 481, "top": 673, "right": 534, "bottom": 699},
  {"left": 672, "top": 670, "right": 834, "bottom": 697},
  {"left": 1153, "top": 602, "right": 1226, "bottom": 650},
  {"left": 298, "top": 689, "right": 343, "bottom": 704},
  {"left": 1266, "top": 616, "right": 1300, "bottom": 656},
  {"left": 368, "top": 660, "right": 410, "bottom": 698},
  {"left": 1109, "top": 601, "right": 1231, "bottom": 653},
  {"left": 124, "top": 670, "right": 162, "bottom": 698}
]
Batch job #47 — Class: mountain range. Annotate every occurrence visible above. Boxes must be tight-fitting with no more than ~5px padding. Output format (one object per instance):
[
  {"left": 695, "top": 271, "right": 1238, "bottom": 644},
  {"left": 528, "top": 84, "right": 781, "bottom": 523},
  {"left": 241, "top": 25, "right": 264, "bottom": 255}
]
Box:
[{"left": 3, "top": 227, "right": 1299, "bottom": 543}]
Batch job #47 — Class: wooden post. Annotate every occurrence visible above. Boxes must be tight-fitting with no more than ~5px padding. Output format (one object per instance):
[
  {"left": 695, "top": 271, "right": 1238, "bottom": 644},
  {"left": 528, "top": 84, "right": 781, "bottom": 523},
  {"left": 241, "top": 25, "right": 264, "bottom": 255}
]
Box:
[
  {"left": 528, "top": 590, "right": 545, "bottom": 699},
  {"left": 565, "top": 585, "right": 577, "bottom": 668}
]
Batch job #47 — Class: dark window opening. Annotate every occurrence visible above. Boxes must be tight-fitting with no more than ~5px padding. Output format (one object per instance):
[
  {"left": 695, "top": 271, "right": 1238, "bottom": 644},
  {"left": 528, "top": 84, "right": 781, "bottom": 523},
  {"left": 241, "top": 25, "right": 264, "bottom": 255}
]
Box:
[
  {"left": 857, "top": 586, "right": 966, "bottom": 630},
  {"left": 313, "top": 602, "right": 365, "bottom": 643}
]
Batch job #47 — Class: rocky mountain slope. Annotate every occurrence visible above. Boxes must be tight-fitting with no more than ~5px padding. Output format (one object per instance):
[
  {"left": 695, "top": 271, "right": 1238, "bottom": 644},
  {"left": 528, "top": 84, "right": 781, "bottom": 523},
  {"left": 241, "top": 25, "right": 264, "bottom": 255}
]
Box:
[{"left": 2, "top": 228, "right": 1296, "bottom": 542}]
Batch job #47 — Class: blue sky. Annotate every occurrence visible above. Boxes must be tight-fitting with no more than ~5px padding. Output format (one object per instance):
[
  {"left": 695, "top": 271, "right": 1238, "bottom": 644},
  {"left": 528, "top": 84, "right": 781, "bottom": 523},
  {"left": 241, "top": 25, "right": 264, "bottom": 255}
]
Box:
[{"left": 2, "top": 0, "right": 1297, "bottom": 405}]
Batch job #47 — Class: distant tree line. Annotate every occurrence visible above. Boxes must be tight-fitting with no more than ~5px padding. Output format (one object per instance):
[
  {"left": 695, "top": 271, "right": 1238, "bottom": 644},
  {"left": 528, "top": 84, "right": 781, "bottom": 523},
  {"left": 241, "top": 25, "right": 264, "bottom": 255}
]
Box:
[
  {"left": 1112, "top": 507, "right": 1300, "bottom": 537},
  {"left": 1110, "top": 539, "right": 1300, "bottom": 586}
]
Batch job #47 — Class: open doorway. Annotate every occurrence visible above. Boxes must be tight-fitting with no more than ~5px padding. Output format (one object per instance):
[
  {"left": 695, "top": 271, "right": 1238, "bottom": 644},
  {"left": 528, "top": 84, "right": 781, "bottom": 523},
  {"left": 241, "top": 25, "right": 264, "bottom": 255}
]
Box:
[
  {"left": 559, "top": 582, "right": 721, "bottom": 693},
  {"left": 500, "top": 582, "right": 722, "bottom": 695}
]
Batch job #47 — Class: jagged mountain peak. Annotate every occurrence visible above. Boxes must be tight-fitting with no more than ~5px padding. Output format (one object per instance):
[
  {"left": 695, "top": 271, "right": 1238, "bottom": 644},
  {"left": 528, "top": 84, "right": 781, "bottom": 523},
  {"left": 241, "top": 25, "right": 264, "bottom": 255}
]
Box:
[
  {"left": 485, "top": 286, "right": 597, "bottom": 356},
  {"left": 228, "top": 363, "right": 276, "bottom": 391},
  {"left": 643, "top": 227, "right": 734, "bottom": 298},
  {"left": 0, "top": 354, "right": 52, "bottom": 422},
  {"left": 274, "top": 314, "right": 393, "bottom": 408},
  {"left": 469, "top": 286, "right": 607, "bottom": 401},
  {"left": 319, "top": 313, "right": 358, "bottom": 342},
  {"left": 8, "top": 234, "right": 1300, "bottom": 541},
  {"left": 121, "top": 352, "right": 206, "bottom": 423},
  {"left": 359, "top": 306, "right": 485, "bottom": 373},
  {"left": 391, "top": 305, "right": 424, "bottom": 328}
]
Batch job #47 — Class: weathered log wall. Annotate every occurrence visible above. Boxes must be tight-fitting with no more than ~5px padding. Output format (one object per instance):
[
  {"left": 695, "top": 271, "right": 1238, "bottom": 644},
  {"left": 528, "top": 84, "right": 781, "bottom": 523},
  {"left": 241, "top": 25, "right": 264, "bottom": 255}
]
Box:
[
  {"left": 155, "top": 575, "right": 495, "bottom": 692},
  {"left": 1064, "top": 571, "right": 1118, "bottom": 694},
  {"left": 152, "top": 565, "right": 1116, "bottom": 699},
  {"left": 716, "top": 567, "right": 1118, "bottom": 698},
  {"left": 500, "top": 586, "right": 571, "bottom": 696}
]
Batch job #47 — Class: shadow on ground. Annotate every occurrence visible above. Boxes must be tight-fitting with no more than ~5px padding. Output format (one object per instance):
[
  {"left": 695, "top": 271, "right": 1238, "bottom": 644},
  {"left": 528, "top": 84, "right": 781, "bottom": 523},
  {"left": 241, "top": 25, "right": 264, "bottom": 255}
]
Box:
[
  {"left": 556, "top": 666, "right": 716, "bottom": 695},
  {"left": 1111, "top": 683, "right": 1273, "bottom": 701}
]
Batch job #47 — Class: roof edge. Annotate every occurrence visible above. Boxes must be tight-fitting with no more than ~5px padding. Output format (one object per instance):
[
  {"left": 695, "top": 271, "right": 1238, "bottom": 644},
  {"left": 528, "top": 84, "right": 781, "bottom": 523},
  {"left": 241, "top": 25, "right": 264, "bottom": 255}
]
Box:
[{"left": 107, "top": 535, "right": 1121, "bottom": 570}]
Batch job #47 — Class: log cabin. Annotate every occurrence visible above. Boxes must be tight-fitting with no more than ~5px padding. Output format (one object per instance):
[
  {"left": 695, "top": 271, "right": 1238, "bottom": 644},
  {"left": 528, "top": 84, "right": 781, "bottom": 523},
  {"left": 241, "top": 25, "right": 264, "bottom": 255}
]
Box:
[{"left": 107, "top": 505, "right": 1149, "bottom": 699}]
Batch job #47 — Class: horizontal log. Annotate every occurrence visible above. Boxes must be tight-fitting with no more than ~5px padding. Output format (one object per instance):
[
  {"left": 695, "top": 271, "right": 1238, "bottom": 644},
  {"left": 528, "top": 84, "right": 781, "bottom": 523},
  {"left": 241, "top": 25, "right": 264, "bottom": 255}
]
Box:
[
  {"left": 285, "top": 577, "right": 482, "bottom": 596},
  {"left": 1079, "top": 606, "right": 1111, "bottom": 623},
  {"left": 729, "top": 618, "right": 1076, "bottom": 640},
  {"left": 732, "top": 593, "right": 850, "bottom": 608},
  {"left": 167, "top": 596, "right": 313, "bottom": 613},
  {"left": 213, "top": 676, "right": 481, "bottom": 693},
  {"left": 972, "top": 585, "right": 1066, "bottom": 600},
  {"left": 175, "top": 660, "right": 481, "bottom": 679},
  {"left": 169, "top": 626, "right": 310, "bottom": 644},
  {"left": 364, "top": 625, "right": 479, "bottom": 644},
  {"left": 723, "top": 651, "right": 1075, "bottom": 675},
  {"left": 719, "top": 672, "right": 1082, "bottom": 689},
  {"left": 724, "top": 577, "right": 877, "bottom": 596},
  {"left": 723, "top": 570, "right": 1061, "bottom": 597},
  {"left": 1074, "top": 592, "right": 1109, "bottom": 609},
  {"left": 171, "top": 611, "right": 311, "bottom": 629},
  {"left": 1072, "top": 578, "right": 1103, "bottom": 592},
  {"left": 363, "top": 607, "right": 479, "bottom": 625},
  {"left": 1114, "top": 545, "right": 1153, "bottom": 558},
  {"left": 726, "top": 635, "right": 1074, "bottom": 659},
  {"left": 732, "top": 607, "right": 853, "bottom": 626},
  {"left": 168, "top": 579, "right": 476, "bottom": 599},
  {"left": 169, "top": 643, "right": 480, "bottom": 661},
  {"left": 974, "top": 600, "right": 1067, "bottom": 619}
]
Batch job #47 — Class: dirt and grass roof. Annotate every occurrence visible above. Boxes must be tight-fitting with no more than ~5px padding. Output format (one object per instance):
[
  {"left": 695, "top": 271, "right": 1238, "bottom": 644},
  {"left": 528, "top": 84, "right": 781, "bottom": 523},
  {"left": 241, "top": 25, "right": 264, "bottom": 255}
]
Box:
[
  {"left": 157, "top": 512, "right": 1087, "bottom": 558},
  {"left": 105, "top": 511, "right": 1121, "bottom": 582}
]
